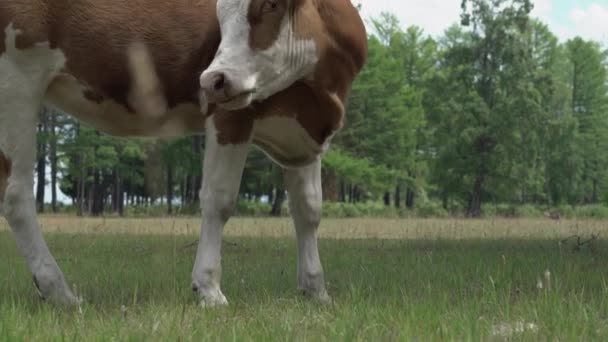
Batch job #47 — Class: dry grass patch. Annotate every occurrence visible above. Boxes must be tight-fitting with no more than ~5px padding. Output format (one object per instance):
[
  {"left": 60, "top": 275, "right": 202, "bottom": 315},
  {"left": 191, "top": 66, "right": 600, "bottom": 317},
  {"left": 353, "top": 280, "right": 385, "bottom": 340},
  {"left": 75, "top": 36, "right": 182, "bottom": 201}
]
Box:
[{"left": 0, "top": 215, "right": 605, "bottom": 240}]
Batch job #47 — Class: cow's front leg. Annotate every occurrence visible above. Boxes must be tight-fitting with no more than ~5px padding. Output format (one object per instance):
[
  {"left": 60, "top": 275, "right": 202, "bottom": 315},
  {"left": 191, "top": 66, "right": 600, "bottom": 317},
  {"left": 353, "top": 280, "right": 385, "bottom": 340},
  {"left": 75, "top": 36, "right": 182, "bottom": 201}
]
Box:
[
  {"left": 191, "top": 116, "right": 251, "bottom": 307},
  {"left": 284, "top": 157, "right": 331, "bottom": 303},
  {"left": 1, "top": 113, "right": 79, "bottom": 307}
]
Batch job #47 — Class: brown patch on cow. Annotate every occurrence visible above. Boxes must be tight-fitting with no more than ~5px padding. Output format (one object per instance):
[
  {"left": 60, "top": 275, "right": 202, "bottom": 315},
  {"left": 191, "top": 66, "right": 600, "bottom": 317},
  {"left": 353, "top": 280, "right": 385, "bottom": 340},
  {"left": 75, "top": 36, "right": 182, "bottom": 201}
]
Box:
[
  {"left": 248, "top": 0, "right": 288, "bottom": 51},
  {"left": 267, "top": 0, "right": 367, "bottom": 143},
  {"left": 255, "top": 81, "right": 343, "bottom": 144},
  {"left": 0, "top": 1, "right": 50, "bottom": 53},
  {"left": 254, "top": 0, "right": 367, "bottom": 135},
  {"left": 212, "top": 80, "right": 343, "bottom": 148},
  {"left": 1, "top": 0, "right": 221, "bottom": 110},
  {"left": 310, "top": 0, "right": 368, "bottom": 100},
  {"left": 0, "top": 150, "right": 12, "bottom": 202},
  {"left": 213, "top": 109, "right": 255, "bottom": 145}
]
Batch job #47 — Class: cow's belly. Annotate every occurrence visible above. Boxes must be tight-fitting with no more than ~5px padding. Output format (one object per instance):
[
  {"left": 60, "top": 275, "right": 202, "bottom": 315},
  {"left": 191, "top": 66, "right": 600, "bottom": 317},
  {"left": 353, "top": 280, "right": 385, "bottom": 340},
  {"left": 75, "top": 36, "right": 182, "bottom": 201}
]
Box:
[
  {"left": 44, "top": 73, "right": 206, "bottom": 138},
  {"left": 252, "top": 116, "right": 328, "bottom": 168}
]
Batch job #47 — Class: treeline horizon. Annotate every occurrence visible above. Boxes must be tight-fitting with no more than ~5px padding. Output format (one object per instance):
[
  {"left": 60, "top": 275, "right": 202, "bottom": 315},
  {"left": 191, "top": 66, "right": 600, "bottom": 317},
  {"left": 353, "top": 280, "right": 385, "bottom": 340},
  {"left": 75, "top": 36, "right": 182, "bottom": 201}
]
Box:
[{"left": 32, "top": 0, "right": 608, "bottom": 218}]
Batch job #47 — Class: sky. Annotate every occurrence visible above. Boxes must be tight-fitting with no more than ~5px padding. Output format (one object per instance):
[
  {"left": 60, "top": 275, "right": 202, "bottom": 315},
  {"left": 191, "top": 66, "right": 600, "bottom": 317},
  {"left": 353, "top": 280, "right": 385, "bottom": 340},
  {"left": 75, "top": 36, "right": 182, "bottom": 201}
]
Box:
[{"left": 357, "top": 0, "right": 608, "bottom": 44}]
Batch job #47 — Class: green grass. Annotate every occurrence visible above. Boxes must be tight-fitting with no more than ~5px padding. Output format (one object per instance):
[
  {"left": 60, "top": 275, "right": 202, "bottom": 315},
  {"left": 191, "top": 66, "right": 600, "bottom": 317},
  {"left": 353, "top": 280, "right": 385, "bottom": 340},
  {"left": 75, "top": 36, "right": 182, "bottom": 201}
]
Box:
[{"left": 0, "top": 219, "right": 607, "bottom": 340}]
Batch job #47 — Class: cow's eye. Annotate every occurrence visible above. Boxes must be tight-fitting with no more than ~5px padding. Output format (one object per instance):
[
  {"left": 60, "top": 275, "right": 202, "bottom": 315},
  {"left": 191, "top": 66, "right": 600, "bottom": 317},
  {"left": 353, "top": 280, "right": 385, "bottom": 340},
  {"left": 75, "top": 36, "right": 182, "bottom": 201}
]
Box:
[{"left": 261, "top": 0, "right": 278, "bottom": 13}]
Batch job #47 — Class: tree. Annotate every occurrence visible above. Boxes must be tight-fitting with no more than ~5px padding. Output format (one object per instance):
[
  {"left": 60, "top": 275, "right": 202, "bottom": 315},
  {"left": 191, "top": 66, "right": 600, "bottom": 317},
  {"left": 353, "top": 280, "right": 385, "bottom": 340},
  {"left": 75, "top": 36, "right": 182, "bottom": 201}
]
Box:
[
  {"left": 426, "top": 0, "right": 541, "bottom": 216},
  {"left": 564, "top": 38, "right": 608, "bottom": 203},
  {"left": 335, "top": 14, "right": 430, "bottom": 206}
]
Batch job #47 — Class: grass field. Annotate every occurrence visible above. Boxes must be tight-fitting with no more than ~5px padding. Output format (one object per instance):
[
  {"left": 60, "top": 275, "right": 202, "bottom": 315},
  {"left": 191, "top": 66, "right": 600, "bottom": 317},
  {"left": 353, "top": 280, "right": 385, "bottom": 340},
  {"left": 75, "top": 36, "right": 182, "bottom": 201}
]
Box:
[{"left": 0, "top": 216, "right": 607, "bottom": 340}]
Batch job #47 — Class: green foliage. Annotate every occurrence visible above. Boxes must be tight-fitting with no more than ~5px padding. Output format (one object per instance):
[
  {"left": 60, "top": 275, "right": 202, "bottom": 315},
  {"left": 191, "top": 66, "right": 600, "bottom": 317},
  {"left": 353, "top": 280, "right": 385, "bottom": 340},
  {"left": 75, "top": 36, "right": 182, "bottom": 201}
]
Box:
[
  {"left": 515, "top": 204, "right": 544, "bottom": 218},
  {"left": 235, "top": 200, "right": 275, "bottom": 217},
  {"left": 415, "top": 201, "right": 450, "bottom": 218},
  {"left": 322, "top": 149, "right": 398, "bottom": 194},
  {"left": 572, "top": 205, "right": 608, "bottom": 219}
]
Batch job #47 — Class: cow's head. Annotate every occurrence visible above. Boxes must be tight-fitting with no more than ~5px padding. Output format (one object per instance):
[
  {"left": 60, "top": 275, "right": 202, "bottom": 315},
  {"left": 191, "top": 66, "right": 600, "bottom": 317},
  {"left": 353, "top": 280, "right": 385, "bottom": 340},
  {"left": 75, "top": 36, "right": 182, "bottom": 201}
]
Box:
[
  {"left": 200, "top": 0, "right": 318, "bottom": 111},
  {"left": 200, "top": 0, "right": 367, "bottom": 112}
]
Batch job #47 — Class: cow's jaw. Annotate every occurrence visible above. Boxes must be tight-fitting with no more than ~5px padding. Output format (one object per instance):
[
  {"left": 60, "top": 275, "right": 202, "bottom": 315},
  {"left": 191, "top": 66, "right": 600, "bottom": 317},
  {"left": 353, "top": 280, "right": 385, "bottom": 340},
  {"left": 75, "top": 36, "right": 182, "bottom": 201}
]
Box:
[{"left": 200, "top": 0, "right": 318, "bottom": 110}]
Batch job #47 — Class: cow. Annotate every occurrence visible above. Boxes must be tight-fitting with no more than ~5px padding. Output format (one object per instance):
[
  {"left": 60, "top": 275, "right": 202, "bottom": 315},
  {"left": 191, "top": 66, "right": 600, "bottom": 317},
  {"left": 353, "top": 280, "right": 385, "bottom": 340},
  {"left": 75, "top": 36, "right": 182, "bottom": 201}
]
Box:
[{"left": 0, "top": 0, "right": 367, "bottom": 308}]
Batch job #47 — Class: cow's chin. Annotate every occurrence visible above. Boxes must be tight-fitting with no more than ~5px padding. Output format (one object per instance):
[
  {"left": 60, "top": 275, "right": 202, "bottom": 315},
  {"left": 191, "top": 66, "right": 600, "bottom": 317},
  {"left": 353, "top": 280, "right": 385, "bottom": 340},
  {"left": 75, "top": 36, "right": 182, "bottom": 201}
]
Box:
[{"left": 216, "top": 92, "right": 254, "bottom": 111}]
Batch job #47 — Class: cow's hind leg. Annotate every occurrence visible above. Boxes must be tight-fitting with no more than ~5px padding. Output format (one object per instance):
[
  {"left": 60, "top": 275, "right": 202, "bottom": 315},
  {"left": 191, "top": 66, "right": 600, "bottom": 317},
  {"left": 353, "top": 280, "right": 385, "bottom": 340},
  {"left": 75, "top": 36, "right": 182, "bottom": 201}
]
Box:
[
  {"left": 0, "top": 27, "right": 79, "bottom": 306},
  {"left": 284, "top": 158, "right": 331, "bottom": 303}
]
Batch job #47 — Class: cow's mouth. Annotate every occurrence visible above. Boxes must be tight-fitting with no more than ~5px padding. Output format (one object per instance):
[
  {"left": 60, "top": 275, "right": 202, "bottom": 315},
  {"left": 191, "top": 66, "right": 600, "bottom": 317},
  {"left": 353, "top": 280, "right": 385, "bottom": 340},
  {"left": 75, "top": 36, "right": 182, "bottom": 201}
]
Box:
[{"left": 217, "top": 90, "right": 256, "bottom": 110}]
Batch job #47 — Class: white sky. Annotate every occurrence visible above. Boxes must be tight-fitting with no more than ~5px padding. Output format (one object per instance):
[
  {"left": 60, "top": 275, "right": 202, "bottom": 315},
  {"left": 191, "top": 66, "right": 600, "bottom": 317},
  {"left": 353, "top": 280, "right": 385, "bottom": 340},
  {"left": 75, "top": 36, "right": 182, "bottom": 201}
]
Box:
[{"left": 357, "top": 0, "right": 608, "bottom": 43}]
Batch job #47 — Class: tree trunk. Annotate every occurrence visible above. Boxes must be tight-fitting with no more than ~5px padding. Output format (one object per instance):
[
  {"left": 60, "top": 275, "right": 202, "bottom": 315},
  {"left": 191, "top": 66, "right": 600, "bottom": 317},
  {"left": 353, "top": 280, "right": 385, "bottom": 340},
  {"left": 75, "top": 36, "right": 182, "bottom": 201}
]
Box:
[
  {"left": 77, "top": 147, "right": 86, "bottom": 216},
  {"left": 111, "top": 169, "right": 118, "bottom": 213},
  {"left": 321, "top": 169, "right": 339, "bottom": 201},
  {"left": 592, "top": 179, "right": 598, "bottom": 203},
  {"left": 394, "top": 185, "right": 401, "bottom": 209},
  {"left": 49, "top": 111, "right": 58, "bottom": 213},
  {"left": 167, "top": 163, "right": 174, "bottom": 214},
  {"left": 383, "top": 192, "right": 390, "bottom": 206},
  {"left": 339, "top": 182, "right": 346, "bottom": 202},
  {"left": 468, "top": 169, "right": 486, "bottom": 218},
  {"left": 35, "top": 114, "right": 47, "bottom": 213},
  {"left": 267, "top": 186, "right": 274, "bottom": 204},
  {"left": 112, "top": 168, "right": 124, "bottom": 215},
  {"left": 270, "top": 187, "right": 285, "bottom": 216},
  {"left": 190, "top": 135, "right": 203, "bottom": 205},
  {"left": 91, "top": 170, "right": 104, "bottom": 216},
  {"left": 116, "top": 172, "right": 124, "bottom": 216},
  {"left": 406, "top": 188, "right": 415, "bottom": 209}
]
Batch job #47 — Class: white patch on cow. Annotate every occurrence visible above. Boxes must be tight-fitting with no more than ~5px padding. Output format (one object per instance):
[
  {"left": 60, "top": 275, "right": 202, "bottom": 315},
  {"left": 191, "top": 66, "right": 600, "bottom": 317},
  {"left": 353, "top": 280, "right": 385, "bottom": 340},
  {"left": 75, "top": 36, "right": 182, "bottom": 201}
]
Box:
[
  {"left": 252, "top": 116, "right": 323, "bottom": 169},
  {"left": 202, "top": 0, "right": 318, "bottom": 108},
  {"left": 45, "top": 74, "right": 205, "bottom": 138},
  {"left": 192, "top": 118, "right": 252, "bottom": 307},
  {"left": 0, "top": 23, "right": 79, "bottom": 306},
  {"left": 126, "top": 41, "right": 168, "bottom": 118},
  {"left": 283, "top": 157, "right": 330, "bottom": 303}
]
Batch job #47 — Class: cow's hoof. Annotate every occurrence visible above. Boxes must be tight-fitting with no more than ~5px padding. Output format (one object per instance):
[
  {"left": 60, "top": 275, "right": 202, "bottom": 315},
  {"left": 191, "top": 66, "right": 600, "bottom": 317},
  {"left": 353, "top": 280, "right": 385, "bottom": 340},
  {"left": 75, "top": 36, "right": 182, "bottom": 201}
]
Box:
[
  {"left": 317, "top": 290, "right": 332, "bottom": 304},
  {"left": 33, "top": 275, "right": 82, "bottom": 309},
  {"left": 300, "top": 287, "right": 332, "bottom": 304},
  {"left": 200, "top": 291, "right": 228, "bottom": 308},
  {"left": 193, "top": 285, "right": 228, "bottom": 308}
]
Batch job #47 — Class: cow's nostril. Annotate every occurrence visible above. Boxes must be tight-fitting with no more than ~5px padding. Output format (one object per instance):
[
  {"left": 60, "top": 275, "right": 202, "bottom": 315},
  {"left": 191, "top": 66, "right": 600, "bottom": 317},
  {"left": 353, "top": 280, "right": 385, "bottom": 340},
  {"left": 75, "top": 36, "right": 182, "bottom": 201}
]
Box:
[{"left": 213, "top": 74, "right": 225, "bottom": 91}]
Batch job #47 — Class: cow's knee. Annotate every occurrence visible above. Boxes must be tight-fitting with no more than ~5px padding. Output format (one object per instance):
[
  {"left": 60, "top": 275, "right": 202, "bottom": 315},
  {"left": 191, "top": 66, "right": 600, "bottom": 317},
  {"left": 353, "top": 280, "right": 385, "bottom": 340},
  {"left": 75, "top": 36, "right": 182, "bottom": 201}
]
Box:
[
  {"left": 2, "top": 180, "right": 34, "bottom": 225},
  {"left": 200, "top": 187, "right": 237, "bottom": 223},
  {"left": 290, "top": 190, "right": 322, "bottom": 229}
]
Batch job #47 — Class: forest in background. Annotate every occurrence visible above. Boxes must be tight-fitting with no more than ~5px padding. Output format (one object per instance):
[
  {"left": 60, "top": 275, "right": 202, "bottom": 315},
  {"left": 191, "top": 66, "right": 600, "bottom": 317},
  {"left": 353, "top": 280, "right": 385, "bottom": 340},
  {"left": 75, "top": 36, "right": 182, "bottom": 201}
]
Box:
[{"left": 32, "top": 0, "right": 608, "bottom": 219}]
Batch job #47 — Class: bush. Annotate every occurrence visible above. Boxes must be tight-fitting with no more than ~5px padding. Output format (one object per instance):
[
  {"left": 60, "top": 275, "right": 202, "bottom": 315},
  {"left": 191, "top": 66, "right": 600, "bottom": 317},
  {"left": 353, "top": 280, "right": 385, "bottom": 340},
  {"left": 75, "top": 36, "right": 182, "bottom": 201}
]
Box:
[
  {"left": 551, "top": 204, "right": 575, "bottom": 219},
  {"left": 481, "top": 203, "right": 497, "bottom": 217},
  {"left": 322, "top": 202, "right": 399, "bottom": 218},
  {"left": 234, "top": 200, "right": 273, "bottom": 217},
  {"left": 514, "top": 204, "right": 543, "bottom": 218},
  {"left": 574, "top": 205, "right": 608, "bottom": 219},
  {"left": 415, "top": 201, "right": 449, "bottom": 218},
  {"left": 482, "top": 203, "right": 547, "bottom": 218},
  {"left": 123, "top": 204, "right": 168, "bottom": 217}
]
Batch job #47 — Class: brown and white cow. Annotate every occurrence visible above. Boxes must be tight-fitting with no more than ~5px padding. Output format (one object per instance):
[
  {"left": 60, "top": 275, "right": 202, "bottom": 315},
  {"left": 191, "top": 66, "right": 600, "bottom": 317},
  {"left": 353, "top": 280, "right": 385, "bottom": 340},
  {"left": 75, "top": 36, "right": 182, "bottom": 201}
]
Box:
[{"left": 0, "top": 0, "right": 367, "bottom": 307}]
